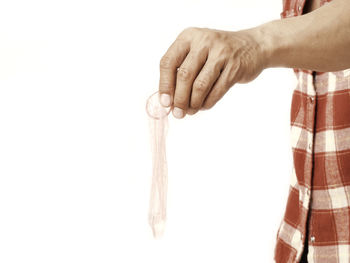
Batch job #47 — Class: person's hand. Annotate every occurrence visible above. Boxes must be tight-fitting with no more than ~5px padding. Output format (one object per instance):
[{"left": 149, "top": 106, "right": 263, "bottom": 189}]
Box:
[{"left": 158, "top": 26, "right": 268, "bottom": 118}]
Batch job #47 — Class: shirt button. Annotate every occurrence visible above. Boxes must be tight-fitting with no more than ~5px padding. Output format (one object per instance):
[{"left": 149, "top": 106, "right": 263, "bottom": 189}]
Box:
[
  {"left": 298, "top": 5, "right": 302, "bottom": 11},
  {"left": 311, "top": 236, "right": 315, "bottom": 243},
  {"left": 306, "top": 188, "right": 310, "bottom": 196},
  {"left": 309, "top": 96, "right": 314, "bottom": 103},
  {"left": 308, "top": 142, "right": 312, "bottom": 150}
]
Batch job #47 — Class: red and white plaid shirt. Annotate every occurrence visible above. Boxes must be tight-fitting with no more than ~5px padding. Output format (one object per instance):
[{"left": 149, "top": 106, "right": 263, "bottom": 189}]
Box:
[{"left": 274, "top": 0, "right": 350, "bottom": 262}]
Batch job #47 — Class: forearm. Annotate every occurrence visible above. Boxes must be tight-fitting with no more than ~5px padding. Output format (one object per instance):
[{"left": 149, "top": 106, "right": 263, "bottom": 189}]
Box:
[{"left": 255, "top": 0, "right": 350, "bottom": 72}]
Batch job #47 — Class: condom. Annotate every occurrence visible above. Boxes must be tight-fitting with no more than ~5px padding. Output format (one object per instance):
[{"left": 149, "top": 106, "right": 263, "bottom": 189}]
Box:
[{"left": 145, "top": 91, "right": 172, "bottom": 239}]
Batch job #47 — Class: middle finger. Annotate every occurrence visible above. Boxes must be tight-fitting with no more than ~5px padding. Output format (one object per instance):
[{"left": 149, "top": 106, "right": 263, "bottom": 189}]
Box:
[{"left": 173, "top": 49, "right": 208, "bottom": 118}]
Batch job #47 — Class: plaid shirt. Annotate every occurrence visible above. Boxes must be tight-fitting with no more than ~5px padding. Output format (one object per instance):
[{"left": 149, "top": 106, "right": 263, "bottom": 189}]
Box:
[{"left": 274, "top": 0, "right": 350, "bottom": 262}]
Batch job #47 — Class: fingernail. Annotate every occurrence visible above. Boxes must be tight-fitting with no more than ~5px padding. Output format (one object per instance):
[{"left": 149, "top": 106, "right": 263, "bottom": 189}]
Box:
[
  {"left": 160, "top": 94, "right": 171, "bottom": 107},
  {"left": 173, "top": 107, "right": 184, "bottom": 118}
]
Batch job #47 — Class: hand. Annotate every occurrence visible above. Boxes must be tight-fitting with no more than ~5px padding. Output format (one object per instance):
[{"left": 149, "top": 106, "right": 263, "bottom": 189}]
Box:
[{"left": 158, "top": 26, "right": 268, "bottom": 118}]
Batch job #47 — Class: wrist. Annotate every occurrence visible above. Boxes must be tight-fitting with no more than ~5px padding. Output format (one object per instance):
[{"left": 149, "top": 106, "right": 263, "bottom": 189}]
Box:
[{"left": 244, "top": 20, "right": 285, "bottom": 69}]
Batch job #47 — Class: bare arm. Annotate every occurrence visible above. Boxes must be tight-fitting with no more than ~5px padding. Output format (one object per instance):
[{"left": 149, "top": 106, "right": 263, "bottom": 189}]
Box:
[{"left": 258, "top": 0, "right": 350, "bottom": 71}]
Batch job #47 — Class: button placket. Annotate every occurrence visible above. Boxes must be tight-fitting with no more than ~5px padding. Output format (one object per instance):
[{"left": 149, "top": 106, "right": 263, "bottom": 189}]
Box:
[
  {"left": 307, "top": 94, "right": 315, "bottom": 152},
  {"left": 308, "top": 198, "right": 315, "bottom": 245},
  {"left": 303, "top": 186, "right": 311, "bottom": 207}
]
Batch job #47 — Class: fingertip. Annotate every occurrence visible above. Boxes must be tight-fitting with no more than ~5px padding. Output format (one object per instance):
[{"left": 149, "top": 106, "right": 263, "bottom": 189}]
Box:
[
  {"left": 172, "top": 107, "right": 185, "bottom": 119},
  {"left": 160, "top": 93, "right": 171, "bottom": 107}
]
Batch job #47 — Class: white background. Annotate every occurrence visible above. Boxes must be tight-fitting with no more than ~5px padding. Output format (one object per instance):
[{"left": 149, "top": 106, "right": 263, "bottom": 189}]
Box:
[{"left": 0, "top": 0, "right": 298, "bottom": 262}]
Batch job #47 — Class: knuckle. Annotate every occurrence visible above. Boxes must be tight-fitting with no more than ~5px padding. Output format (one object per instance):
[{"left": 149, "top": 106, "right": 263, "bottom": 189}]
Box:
[
  {"left": 159, "top": 80, "right": 171, "bottom": 91},
  {"left": 218, "top": 76, "right": 229, "bottom": 89},
  {"left": 220, "top": 80, "right": 229, "bottom": 90},
  {"left": 178, "top": 27, "right": 201, "bottom": 40},
  {"left": 184, "top": 26, "right": 196, "bottom": 33},
  {"left": 193, "top": 78, "right": 209, "bottom": 93},
  {"left": 202, "top": 105, "right": 212, "bottom": 111},
  {"left": 174, "top": 94, "right": 188, "bottom": 108},
  {"left": 216, "top": 45, "right": 233, "bottom": 57},
  {"left": 186, "top": 108, "right": 199, "bottom": 115},
  {"left": 190, "top": 94, "right": 202, "bottom": 109},
  {"left": 160, "top": 56, "right": 173, "bottom": 70},
  {"left": 190, "top": 100, "right": 201, "bottom": 110},
  {"left": 177, "top": 67, "right": 192, "bottom": 81},
  {"left": 202, "top": 101, "right": 213, "bottom": 110},
  {"left": 203, "top": 32, "right": 213, "bottom": 43},
  {"left": 221, "top": 45, "right": 233, "bottom": 54},
  {"left": 178, "top": 27, "right": 194, "bottom": 38}
]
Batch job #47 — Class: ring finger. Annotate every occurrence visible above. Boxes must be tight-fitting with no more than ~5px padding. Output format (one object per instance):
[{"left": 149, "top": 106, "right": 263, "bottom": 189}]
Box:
[{"left": 187, "top": 55, "right": 225, "bottom": 115}]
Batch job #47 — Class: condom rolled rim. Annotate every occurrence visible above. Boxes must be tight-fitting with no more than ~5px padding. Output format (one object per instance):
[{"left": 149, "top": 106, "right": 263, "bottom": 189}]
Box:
[{"left": 146, "top": 91, "right": 172, "bottom": 120}]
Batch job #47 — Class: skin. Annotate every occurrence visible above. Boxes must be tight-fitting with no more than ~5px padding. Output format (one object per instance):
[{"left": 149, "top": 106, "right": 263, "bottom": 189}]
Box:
[{"left": 158, "top": 0, "right": 350, "bottom": 119}]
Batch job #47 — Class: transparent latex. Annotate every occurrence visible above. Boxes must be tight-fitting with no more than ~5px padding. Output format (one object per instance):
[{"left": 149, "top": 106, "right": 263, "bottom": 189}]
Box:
[{"left": 145, "top": 91, "right": 172, "bottom": 239}]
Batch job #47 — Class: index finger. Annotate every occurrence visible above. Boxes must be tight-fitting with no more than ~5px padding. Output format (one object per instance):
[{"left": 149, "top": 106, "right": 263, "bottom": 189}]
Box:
[{"left": 159, "top": 39, "right": 190, "bottom": 107}]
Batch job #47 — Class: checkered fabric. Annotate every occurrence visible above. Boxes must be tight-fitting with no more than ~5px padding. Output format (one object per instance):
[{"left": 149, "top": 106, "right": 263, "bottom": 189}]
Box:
[{"left": 273, "top": 0, "right": 350, "bottom": 262}]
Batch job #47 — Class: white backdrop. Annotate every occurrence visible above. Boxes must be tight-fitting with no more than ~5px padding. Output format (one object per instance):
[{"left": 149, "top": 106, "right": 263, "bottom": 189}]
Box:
[{"left": 0, "top": 0, "right": 298, "bottom": 262}]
